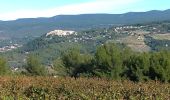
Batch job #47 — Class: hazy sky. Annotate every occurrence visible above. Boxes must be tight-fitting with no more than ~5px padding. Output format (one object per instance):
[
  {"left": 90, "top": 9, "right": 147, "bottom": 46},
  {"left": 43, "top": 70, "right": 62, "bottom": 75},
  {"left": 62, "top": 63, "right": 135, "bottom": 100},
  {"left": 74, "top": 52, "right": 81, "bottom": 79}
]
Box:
[{"left": 0, "top": 0, "right": 169, "bottom": 20}]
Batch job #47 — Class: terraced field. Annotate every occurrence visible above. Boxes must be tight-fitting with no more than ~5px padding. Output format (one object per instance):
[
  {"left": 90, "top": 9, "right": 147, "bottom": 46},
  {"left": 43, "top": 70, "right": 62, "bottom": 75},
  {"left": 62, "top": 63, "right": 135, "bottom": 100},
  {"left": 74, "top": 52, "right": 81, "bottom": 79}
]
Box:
[{"left": 120, "top": 30, "right": 151, "bottom": 52}]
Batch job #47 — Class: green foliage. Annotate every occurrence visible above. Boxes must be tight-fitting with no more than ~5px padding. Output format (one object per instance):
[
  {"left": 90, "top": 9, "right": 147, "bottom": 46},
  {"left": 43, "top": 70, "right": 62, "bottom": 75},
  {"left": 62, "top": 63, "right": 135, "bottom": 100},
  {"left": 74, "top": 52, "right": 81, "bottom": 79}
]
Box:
[
  {"left": 123, "top": 54, "right": 149, "bottom": 82},
  {"left": 53, "top": 58, "right": 67, "bottom": 76},
  {"left": 123, "top": 50, "right": 170, "bottom": 82},
  {"left": 61, "top": 48, "right": 93, "bottom": 77},
  {"left": 94, "top": 43, "right": 123, "bottom": 79},
  {"left": 25, "top": 55, "right": 47, "bottom": 76},
  {"left": 0, "top": 57, "right": 10, "bottom": 75},
  {"left": 55, "top": 43, "right": 170, "bottom": 82},
  {"left": 24, "top": 86, "right": 48, "bottom": 99},
  {"left": 149, "top": 51, "right": 170, "bottom": 82}
]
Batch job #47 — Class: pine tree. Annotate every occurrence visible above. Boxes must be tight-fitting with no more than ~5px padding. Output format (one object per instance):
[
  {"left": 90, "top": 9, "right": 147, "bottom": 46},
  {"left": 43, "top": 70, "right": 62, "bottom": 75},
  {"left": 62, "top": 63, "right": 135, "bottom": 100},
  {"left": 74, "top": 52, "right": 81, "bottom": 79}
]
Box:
[{"left": 25, "top": 55, "right": 47, "bottom": 76}]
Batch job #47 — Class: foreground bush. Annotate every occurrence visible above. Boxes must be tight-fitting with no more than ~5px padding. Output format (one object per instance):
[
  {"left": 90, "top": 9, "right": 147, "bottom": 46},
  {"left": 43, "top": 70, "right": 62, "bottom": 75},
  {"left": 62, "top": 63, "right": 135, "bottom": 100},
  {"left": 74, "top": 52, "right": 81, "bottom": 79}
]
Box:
[
  {"left": 0, "top": 58, "right": 10, "bottom": 75},
  {"left": 0, "top": 76, "right": 169, "bottom": 99}
]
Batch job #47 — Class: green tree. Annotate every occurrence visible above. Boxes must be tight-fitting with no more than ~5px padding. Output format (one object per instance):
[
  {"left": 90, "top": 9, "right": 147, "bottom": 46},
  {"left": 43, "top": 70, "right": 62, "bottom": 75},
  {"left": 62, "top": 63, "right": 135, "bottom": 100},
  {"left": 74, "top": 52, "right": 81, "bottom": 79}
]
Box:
[
  {"left": 123, "top": 54, "right": 149, "bottom": 82},
  {"left": 25, "top": 55, "right": 47, "bottom": 76},
  {"left": 62, "top": 48, "right": 82, "bottom": 75},
  {"left": 149, "top": 51, "right": 170, "bottom": 82},
  {"left": 61, "top": 48, "right": 93, "bottom": 77},
  {"left": 53, "top": 58, "right": 67, "bottom": 76},
  {"left": 94, "top": 43, "right": 123, "bottom": 79}
]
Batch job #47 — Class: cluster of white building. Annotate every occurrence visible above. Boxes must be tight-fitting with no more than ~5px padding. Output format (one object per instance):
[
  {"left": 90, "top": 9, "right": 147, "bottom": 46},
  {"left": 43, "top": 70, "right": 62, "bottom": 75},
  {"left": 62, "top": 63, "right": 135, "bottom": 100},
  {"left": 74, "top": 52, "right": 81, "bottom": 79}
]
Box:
[
  {"left": 0, "top": 44, "right": 22, "bottom": 52},
  {"left": 46, "top": 30, "right": 76, "bottom": 37},
  {"left": 114, "top": 26, "right": 144, "bottom": 32}
]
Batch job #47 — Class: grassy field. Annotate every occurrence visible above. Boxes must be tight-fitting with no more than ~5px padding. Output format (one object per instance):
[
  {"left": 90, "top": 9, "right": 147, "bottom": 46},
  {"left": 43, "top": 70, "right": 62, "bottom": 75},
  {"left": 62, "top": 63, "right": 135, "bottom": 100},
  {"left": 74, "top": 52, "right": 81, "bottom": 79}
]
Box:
[{"left": 0, "top": 76, "right": 169, "bottom": 100}]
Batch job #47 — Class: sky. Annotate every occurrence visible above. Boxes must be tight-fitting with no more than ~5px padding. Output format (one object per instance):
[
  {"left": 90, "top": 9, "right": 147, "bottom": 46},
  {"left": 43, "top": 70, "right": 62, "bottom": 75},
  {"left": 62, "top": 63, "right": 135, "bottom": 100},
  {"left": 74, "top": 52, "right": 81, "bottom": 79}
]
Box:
[{"left": 0, "top": 0, "right": 170, "bottom": 21}]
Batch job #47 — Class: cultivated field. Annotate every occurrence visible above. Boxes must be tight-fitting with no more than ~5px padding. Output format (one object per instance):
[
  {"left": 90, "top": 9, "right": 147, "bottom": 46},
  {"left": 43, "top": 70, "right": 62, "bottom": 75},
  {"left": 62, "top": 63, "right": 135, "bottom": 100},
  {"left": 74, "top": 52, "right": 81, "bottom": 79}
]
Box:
[
  {"left": 120, "top": 35, "right": 151, "bottom": 52},
  {"left": 151, "top": 33, "right": 170, "bottom": 40},
  {"left": 0, "top": 76, "right": 169, "bottom": 100}
]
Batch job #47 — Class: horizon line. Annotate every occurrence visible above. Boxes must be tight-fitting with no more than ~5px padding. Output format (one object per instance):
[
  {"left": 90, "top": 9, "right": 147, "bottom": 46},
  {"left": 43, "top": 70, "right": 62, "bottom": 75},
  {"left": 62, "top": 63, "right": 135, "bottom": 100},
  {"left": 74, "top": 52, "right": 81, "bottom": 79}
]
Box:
[{"left": 1, "top": 9, "right": 169, "bottom": 21}]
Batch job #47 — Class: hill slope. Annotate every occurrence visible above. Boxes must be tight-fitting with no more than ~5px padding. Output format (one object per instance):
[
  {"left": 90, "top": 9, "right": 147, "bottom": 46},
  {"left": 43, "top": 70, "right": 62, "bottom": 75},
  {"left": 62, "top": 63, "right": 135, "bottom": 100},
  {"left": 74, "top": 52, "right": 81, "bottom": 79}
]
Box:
[
  {"left": 0, "top": 9, "right": 170, "bottom": 39},
  {"left": 2, "top": 21, "right": 170, "bottom": 67}
]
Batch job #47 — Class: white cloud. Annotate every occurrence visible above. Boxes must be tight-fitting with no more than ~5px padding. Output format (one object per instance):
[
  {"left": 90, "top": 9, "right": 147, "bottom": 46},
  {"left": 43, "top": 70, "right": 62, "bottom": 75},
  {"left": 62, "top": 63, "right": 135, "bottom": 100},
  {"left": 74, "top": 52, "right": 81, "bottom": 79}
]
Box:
[{"left": 0, "top": 0, "right": 140, "bottom": 21}]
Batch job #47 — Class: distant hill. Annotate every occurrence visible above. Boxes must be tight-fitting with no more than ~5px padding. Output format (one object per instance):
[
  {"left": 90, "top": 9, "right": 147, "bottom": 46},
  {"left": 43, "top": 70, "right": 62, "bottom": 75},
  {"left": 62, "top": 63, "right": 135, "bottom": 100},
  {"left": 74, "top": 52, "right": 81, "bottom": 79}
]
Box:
[
  {"left": 3, "top": 21, "right": 170, "bottom": 66},
  {"left": 22, "top": 20, "right": 170, "bottom": 53},
  {"left": 0, "top": 9, "right": 170, "bottom": 38}
]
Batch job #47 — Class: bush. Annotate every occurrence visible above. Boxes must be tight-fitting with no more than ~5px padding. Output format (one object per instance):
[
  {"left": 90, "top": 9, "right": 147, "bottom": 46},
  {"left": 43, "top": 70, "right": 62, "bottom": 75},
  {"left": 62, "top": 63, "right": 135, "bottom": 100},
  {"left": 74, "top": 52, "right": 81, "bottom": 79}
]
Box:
[{"left": 0, "top": 57, "right": 10, "bottom": 75}]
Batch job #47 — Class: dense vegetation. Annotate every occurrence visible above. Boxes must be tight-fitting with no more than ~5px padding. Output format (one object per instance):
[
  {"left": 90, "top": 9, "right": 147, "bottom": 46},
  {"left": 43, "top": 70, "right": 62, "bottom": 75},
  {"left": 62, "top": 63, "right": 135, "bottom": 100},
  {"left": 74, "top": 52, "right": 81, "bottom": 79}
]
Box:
[
  {"left": 0, "top": 58, "right": 10, "bottom": 75},
  {"left": 24, "top": 55, "right": 47, "bottom": 76},
  {"left": 1, "top": 42, "right": 170, "bottom": 83},
  {"left": 0, "top": 76, "right": 169, "bottom": 99},
  {"left": 13, "top": 27, "right": 125, "bottom": 66},
  {"left": 22, "top": 28, "right": 123, "bottom": 52},
  {"left": 53, "top": 43, "right": 170, "bottom": 82}
]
